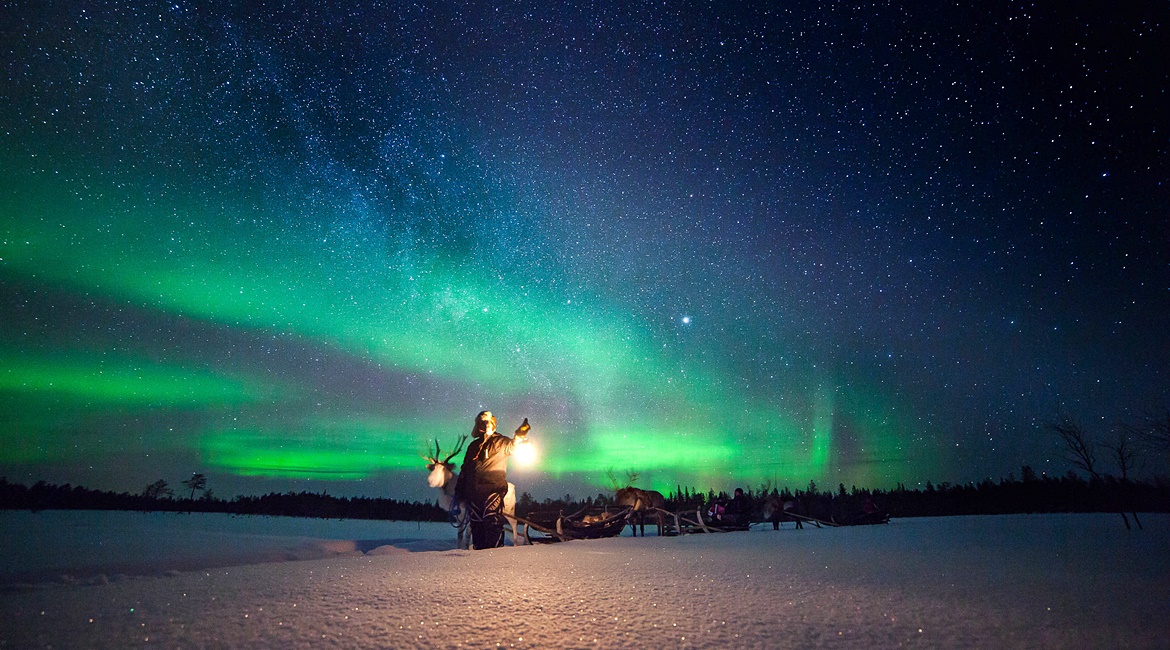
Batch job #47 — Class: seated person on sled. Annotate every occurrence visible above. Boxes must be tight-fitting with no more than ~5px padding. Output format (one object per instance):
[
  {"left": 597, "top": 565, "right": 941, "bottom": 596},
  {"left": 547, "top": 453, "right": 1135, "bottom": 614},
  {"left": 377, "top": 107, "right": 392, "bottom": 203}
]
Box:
[
  {"left": 707, "top": 488, "right": 751, "bottom": 529},
  {"left": 722, "top": 487, "right": 751, "bottom": 528}
]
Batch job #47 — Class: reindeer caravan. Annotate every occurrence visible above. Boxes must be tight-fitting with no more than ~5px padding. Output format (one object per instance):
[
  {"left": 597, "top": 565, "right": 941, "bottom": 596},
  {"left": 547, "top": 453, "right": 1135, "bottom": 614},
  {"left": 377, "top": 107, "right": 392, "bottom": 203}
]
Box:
[
  {"left": 425, "top": 427, "right": 763, "bottom": 546},
  {"left": 423, "top": 413, "right": 643, "bottom": 546},
  {"left": 424, "top": 414, "right": 887, "bottom": 548}
]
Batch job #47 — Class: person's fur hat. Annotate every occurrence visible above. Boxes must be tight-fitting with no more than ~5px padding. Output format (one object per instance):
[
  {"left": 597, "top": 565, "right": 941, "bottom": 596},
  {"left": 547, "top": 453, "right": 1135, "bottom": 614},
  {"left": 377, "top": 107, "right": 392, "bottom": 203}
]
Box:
[{"left": 472, "top": 410, "right": 497, "bottom": 437}]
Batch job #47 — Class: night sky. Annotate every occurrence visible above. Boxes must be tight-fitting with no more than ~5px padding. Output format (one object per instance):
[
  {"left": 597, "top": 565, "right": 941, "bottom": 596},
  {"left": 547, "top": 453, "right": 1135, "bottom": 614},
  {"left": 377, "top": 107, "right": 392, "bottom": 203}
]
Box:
[{"left": 2, "top": 1, "right": 1167, "bottom": 502}]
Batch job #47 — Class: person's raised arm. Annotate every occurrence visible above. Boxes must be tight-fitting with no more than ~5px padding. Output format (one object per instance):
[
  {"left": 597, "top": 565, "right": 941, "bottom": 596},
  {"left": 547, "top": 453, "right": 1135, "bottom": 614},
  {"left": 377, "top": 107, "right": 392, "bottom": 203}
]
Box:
[{"left": 514, "top": 417, "right": 530, "bottom": 440}]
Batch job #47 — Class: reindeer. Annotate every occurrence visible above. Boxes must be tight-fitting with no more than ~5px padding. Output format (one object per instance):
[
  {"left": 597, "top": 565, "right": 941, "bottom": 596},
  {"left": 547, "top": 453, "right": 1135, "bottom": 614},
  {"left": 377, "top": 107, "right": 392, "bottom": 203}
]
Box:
[
  {"left": 608, "top": 469, "right": 668, "bottom": 537},
  {"left": 761, "top": 494, "right": 805, "bottom": 530},
  {"left": 614, "top": 486, "right": 667, "bottom": 536},
  {"left": 424, "top": 436, "right": 524, "bottom": 548}
]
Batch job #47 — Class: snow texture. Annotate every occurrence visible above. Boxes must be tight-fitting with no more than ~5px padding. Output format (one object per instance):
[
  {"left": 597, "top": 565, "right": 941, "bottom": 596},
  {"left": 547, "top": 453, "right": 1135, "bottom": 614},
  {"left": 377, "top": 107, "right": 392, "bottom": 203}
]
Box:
[{"left": 1, "top": 511, "right": 1167, "bottom": 648}]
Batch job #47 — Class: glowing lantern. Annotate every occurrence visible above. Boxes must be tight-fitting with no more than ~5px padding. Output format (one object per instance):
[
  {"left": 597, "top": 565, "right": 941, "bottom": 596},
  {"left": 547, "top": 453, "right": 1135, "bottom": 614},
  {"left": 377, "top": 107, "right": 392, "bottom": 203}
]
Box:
[{"left": 514, "top": 438, "right": 538, "bottom": 467}]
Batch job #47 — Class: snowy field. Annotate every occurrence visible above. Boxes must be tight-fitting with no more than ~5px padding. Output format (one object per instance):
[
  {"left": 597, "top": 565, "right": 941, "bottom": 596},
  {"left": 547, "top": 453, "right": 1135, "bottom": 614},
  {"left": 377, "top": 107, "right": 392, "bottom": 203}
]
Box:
[{"left": 1, "top": 511, "right": 1167, "bottom": 648}]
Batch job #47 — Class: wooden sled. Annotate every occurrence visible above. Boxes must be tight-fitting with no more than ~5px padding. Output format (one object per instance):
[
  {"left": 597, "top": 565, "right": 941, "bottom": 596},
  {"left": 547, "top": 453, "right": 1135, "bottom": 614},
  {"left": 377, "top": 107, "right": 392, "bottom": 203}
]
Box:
[
  {"left": 648, "top": 507, "right": 750, "bottom": 534},
  {"left": 511, "top": 506, "right": 632, "bottom": 543}
]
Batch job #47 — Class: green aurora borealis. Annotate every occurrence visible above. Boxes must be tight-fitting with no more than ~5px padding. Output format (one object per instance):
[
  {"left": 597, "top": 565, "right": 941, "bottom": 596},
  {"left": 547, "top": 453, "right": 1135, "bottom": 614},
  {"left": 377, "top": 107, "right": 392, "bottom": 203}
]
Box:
[
  {"left": 2, "top": 1, "right": 1166, "bottom": 501},
  {"left": 2, "top": 162, "right": 922, "bottom": 497}
]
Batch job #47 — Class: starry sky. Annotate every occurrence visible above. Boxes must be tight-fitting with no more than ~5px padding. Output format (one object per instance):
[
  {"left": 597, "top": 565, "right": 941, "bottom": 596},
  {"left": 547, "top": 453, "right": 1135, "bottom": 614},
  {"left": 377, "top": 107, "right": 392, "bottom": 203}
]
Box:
[{"left": 2, "top": 0, "right": 1167, "bottom": 502}]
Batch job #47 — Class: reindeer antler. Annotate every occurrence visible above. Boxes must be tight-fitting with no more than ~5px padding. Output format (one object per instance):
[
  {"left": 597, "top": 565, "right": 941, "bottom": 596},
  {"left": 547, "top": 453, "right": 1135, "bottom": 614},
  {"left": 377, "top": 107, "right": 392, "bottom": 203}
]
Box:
[
  {"left": 422, "top": 439, "right": 441, "bottom": 464},
  {"left": 423, "top": 436, "right": 468, "bottom": 465},
  {"left": 605, "top": 468, "right": 621, "bottom": 491},
  {"left": 443, "top": 435, "right": 468, "bottom": 464}
]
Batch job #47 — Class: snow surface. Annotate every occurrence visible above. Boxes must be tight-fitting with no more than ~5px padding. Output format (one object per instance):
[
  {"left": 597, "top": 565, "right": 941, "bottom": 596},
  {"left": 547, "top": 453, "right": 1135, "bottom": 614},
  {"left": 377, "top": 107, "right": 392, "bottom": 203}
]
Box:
[{"left": 1, "top": 511, "right": 1167, "bottom": 648}]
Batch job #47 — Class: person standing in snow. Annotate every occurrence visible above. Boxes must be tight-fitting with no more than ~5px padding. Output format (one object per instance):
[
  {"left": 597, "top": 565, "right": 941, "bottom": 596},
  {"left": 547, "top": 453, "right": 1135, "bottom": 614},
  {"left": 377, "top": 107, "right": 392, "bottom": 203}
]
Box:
[{"left": 455, "top": 411, "right": 529, "bottom": 549}]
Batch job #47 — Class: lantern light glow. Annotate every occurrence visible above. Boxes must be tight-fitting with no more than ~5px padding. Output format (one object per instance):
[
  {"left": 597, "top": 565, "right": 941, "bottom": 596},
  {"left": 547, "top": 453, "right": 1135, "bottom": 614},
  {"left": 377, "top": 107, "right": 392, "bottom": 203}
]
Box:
[{"left": 514, "top": 439, "right": 538, "bottom": 467}]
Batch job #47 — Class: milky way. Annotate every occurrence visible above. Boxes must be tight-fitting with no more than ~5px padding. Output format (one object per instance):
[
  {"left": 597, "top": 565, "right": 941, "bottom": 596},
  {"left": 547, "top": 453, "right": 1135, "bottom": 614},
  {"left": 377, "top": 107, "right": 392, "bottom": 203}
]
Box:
[{"left": 2, "top": 1, "right": 1167, "bottom": 501}]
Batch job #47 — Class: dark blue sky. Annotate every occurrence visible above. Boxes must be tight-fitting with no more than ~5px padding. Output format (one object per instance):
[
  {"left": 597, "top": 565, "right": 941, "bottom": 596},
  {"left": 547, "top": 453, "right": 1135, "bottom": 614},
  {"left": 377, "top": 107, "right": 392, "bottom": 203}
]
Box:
[{"left": 1, "top": 0, "right": 1167, "bottom": 501}]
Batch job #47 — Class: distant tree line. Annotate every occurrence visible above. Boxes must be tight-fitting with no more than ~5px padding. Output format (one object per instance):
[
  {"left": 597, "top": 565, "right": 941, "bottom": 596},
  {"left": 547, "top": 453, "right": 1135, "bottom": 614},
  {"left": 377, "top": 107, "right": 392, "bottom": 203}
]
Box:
[
  {"left": 508, "top": 409, "right": 1170, "bottom": 525},
  {"left": 511, "top": 468, "right": 1169, "bottom": 524},
  {"left": 4, "top": 467, "right": 1167, "bottom": 525},
  {"left": 0, "top": 477, "right": 448, "bottom": 522}
]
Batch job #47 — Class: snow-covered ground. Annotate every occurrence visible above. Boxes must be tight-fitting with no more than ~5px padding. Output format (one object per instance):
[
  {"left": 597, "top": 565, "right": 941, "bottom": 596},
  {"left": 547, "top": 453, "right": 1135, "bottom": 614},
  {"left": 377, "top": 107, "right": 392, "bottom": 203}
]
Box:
[
  {"left": 0, "top": 510, "right": 454, "bottom": 585},
  {"left": 1, "top": 511, "right": 1167, "bottom": 648}
]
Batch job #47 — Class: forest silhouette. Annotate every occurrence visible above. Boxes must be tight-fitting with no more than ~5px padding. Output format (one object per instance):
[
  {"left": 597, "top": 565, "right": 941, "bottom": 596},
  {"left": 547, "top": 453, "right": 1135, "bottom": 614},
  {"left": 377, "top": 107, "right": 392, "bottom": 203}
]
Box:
[{"left": 3, "top": 467, "right": 1167, "bottom": 524}]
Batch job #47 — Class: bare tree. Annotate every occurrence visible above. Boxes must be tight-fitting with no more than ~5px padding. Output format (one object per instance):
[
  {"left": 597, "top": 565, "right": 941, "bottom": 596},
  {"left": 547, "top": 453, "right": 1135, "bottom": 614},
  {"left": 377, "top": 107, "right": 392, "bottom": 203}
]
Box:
[
  {"left": 1050, "top": 414, "right": 1141, "bottom": 530},
  {"left": 1052, "top": 414, "right": 1099, "bottom": 478},
  {"left": 1103, "top": 431, "right": 1138, "bottom": 481},
  {"left": 142, "top": 479, "right": 173, "bottom": 500},
  {"left": 1129, "top": 410, "right": 1170, "bottom": 476},
  {"left": 182, "top": 473, "right": 208, "bottom": 500},
  {"left": 1103, "top": 430, "right": 1144, "bottom": 530}
]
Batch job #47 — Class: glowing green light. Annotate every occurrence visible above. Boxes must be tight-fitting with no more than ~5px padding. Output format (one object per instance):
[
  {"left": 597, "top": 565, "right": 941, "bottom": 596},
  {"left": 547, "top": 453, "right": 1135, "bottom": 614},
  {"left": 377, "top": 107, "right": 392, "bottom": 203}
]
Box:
[
  {"left": 201, "top": 415, "right": 466, "bottom": 478},
  {"left": 202, "top": 431, "right": 394, "bottom": 479},
  {"left": 2, "top": 170, "right": 933, "bottom": 489},
  {"left": 0, "top": 354, "right": 278, "bottom": 405}
]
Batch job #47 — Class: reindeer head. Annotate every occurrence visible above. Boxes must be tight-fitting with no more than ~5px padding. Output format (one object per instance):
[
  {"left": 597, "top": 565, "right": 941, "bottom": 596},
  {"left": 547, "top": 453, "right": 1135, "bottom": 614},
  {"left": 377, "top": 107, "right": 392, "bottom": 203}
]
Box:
[{"left": 423, "top": 436, "right": 468, "bottom": 488}]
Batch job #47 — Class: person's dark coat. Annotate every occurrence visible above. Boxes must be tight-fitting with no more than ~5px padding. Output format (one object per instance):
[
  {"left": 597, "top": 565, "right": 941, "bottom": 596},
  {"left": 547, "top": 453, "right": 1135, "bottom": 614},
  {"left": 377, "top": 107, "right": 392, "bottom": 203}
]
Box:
[
  {"left": 456, "top": 433, "right": 517, "bottom": 501},
  {"left": 724, "top": 492, "right": 751, "bottom": 526}
]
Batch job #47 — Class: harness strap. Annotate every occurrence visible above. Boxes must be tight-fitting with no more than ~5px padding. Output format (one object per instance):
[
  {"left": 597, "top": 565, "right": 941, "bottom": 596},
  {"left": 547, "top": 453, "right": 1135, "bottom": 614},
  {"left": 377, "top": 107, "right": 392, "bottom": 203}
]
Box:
[{"left": 449, "top": 500, "right": 467, "bottom": 528}]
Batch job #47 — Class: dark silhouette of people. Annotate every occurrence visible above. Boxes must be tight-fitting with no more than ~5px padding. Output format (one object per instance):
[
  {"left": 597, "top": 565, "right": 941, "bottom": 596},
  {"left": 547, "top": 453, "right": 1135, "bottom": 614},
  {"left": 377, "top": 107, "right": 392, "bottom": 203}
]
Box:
[
  {"left": 454, "top": 411, "right": 529, "bottom": 549},
  {"left": 723, "top": 487, "right": 751, "bottom": 528},
  {"left": 854, "top": 495, "right": 888, "bottom": 525}
]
